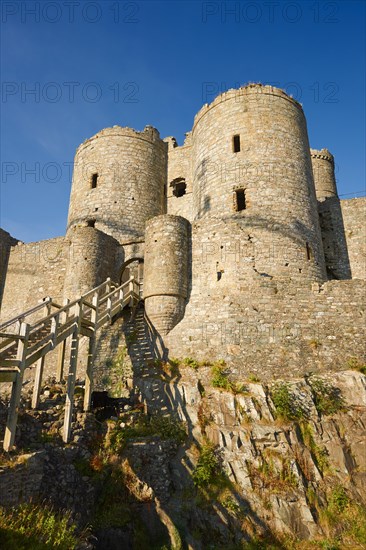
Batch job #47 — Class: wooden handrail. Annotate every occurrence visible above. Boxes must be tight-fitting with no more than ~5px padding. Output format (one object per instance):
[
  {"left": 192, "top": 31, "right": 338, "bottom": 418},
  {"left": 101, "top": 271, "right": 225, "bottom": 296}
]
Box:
[
  {"left": 0, "top": 276, "right": 142, "bottom": 450},
  {"left": 1, "top": 276, "right": 141, "bottom": 354},
  {"left": 0, "top": 298, "right": 52, "bottom": 331}
]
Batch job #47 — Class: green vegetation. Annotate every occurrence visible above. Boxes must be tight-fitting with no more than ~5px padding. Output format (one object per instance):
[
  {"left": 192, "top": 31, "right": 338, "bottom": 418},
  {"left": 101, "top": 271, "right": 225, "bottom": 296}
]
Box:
[
  {"left": 307, "top": 376, "right": 344, "bottom": 416},
  {"left": 0, "top": 503, "right": 79, "bottom": 549},
  {"left": 270, "top": 382, "right": 307, "bottom": 422},
  {"left": 346, "top": 357, "right": 366, "bottom": 375},
  {"left": 247, "top": 373, "right": 261, "bottom": 383},
  {"left": 319, "top": 486, "right": 366, "bottom": 547},
  {"left": 299, "top": 421, "right": 329, "bottom": 475},
  {"left": 102, "top": 346, "right": 131, "bottom": 396},
  {"left": 211, "top": 362, "right": 248, "bottom": 394},
  {"left": 108, "top": 412, "right": 187, "bottom": 454},
  {"left": 92, "top": 468, "right": 133, "bottom": 529},
  {"left": 182, "top": 357, "right": 200, "bottom": 369},
  {"left": 247, "top": 452, "right": 298, "bottom": 494},
  {"left": 192, "top": 440, "right": 222, "bottom": 488}
]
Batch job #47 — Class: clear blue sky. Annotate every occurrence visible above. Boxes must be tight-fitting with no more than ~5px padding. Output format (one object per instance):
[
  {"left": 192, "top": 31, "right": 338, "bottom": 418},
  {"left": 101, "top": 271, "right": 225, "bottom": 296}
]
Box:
[{"left": 1, "top": 0, "right": 365, "bottom": 242}]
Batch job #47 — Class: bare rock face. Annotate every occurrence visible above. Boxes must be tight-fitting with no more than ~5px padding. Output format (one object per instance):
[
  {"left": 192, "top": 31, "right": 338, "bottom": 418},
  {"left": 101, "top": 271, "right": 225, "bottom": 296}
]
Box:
[{"left": 135, "top": 368, "right": 366, "bottom": 540}]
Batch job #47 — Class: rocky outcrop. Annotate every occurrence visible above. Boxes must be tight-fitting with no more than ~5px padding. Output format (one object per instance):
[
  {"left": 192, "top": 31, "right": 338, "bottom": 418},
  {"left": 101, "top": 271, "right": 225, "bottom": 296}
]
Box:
[
  {"left": 0, "top": 369, "right": 365, "bottom": 548},
  {"left": 135, "top": 368, "right": 366, "bottom": 541}
]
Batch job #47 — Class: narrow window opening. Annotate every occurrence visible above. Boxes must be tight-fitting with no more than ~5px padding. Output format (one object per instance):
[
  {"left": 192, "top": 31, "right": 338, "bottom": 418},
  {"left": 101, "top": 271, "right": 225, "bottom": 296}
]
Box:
[
  {"left": 170, "top": 177, "right": 186, "bottom": 198},
  {"left": 306, "top": 242, "right": 312, "bottom": 260},
  {"left": 87, "top": 219, "right": 96, "bottom": 228},
  {"left": 216, "top": 262, "right": 223, "bottom": 281},
  {"left": 233, "top": 134, "right": 241, "bottom": 153},
  {"left": 91, "top": 173, "right": 98, "bottom": 189},
  {"left": 234, "top": 189, "right": 246, "bottom": 211}
]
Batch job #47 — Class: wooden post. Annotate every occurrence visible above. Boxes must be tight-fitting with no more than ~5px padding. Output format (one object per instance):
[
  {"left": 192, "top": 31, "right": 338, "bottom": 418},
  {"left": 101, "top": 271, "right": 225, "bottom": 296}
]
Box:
[
  {"left": 3, "top": 322, "right": 30, "bottom": 451},
  {"left": 45, "top": 296, "right": 52, "bottom": 316},
  {"left": 83, "top": 292, "right": 99, "bottom": 412},
  {"left": 56, "top": 298, "right": 69, "bottom": 382},
  {"left": 63, "top": 300, "right": 81, "bottom": 443},
  {"left": 32, "top": 356, "right": 45, "bottom": 409},
  {"left": 50, "top": 314, "right": 59, "bottom": 348},
  {"left": 119, "top": 287, "right": 124, "bottom": 313},
  {"left": 105, "top": 278, "right": 112, "bottom": 324},
  {"left": 129, "top": 277, "right": 134, "bottom": 307},
  {"left": 32, "top": 315, "right": 58, "bottom": 410}
]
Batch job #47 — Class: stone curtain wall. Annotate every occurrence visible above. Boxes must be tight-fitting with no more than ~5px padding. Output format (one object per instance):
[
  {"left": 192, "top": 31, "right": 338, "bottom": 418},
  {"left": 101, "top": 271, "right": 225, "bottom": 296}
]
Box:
[
  {"left": 341, "top": 197, "right": 366, "bottom": 279},
  {"left": 0, "top": 228, "right": 20, "bottom": 309},
  {"left": 0, "top": 237, "right": 68, "bottom": 322},
  {"left": 165, "top": 276, "right": 365, "bottom": 380},
  {"left": 67, "top": 126, "right": 167, "bottom": 246}
]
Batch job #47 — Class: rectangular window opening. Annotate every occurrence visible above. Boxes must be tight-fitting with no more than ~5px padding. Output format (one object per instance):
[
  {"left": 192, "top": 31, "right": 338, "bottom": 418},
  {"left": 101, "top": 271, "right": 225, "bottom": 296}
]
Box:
[
  {"left": 235, "top": 189, "right": 246, "bottom": 211},
  {"left": 233, "top": 134, "right": 241, "bottom": 153},
  {"left": 87, "top": 219, "right": 96, "bottom": 228},
  {"left": 91, "top": 173, "right": 98, "bottom": 189}
]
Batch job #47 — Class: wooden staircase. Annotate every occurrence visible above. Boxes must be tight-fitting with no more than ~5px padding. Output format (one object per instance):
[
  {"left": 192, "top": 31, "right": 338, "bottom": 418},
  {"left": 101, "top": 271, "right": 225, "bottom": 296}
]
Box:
[{"left": 0, "top": 277, "right": 141, "bottom": 451}]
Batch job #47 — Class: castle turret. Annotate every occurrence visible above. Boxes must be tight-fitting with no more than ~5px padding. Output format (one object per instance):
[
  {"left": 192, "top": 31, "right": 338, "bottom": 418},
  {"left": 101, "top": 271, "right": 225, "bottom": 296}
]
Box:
[
  {"left": 67, "top": 126, "right": 167, "bottom": 246},
  {"left": 311, "top": 148, "right": 351, "bottom": 279},
  {"left": 63, "top": 226, "right": 120, "bottom": 300},
  {"left": 311, "top": 148, "right": 337, "bottom": 198},
  {"left": 189, "top": 84, "right": 326, "bottom": 282},
  {"left": 143, "top": 215, "right": 189, "bottom": 334}
]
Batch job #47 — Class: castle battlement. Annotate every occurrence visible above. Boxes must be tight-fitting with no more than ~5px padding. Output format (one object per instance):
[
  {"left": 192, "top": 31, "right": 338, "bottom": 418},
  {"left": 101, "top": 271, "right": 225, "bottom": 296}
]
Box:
[
  {"left": 193, "top": 83, "right": 303, "bottom": 129},
  {"left": 310, "top": 148, "right": 334, "bottom": 163}
]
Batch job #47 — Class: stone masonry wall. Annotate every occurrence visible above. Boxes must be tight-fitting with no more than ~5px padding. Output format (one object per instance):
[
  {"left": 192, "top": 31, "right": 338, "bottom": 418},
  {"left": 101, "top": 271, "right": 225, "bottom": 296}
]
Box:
[
  {"left": 0, "top": 236, "right": 68, "bottom": 323},
  {"left": 164, "top": 276, "right": 365, "bottom": 380},
  {"left": 62, "top": 226, "right": 120, "bottom": 300},
  {"left": 190, "top": 85, "right": 326, "bottom": 283},
  {"left": 144, "top": 215, "right": 190, "bottom": 334},
  {"left": 165, "top": 134, "right": 193, "bottom": 221},
  {"left": 0, "top": 228, "right": 19, "bottom": 309},
  {"left": 341, "top": 197, "right": 366, "bottom": 279},
  {"left": 311, "top": 149, "right": 351, "bottom": 280},
  {"left": 67, "top": 126, "right": 167, "bottom": 245}
]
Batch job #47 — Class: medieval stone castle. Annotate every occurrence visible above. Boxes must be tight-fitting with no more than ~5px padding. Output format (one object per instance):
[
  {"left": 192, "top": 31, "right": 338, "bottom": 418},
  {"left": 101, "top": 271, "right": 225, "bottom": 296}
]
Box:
[{"left": 1, "top": 84, "right": 365, "bottom": 381}]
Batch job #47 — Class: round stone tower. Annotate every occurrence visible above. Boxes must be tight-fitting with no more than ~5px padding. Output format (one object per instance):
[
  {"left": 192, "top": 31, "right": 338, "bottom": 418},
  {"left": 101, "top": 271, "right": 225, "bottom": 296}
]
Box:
[
  {"left": 67, "top": 126, "right": 167, "bottom": 245},
  {"left": 311, "top": 148, "right": 351, "bottom": 279},
  {"left": 311, "top": 148, "right": 337, "bottom": 199},
  {"left": 190, "top": 84, "right": 326, "bottom": 282},
  {"left": 143, "top": 215, "right": 190, "bottom": 334},
  {"left": 63, "top": 226, "right": 120, "bottom": 300}
]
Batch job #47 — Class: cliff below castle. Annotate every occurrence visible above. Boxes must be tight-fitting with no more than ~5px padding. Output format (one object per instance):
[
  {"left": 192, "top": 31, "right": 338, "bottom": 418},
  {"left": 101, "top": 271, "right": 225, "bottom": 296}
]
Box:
[{"left": 0, "top": 365, "right": 365, "bottom": 549}]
